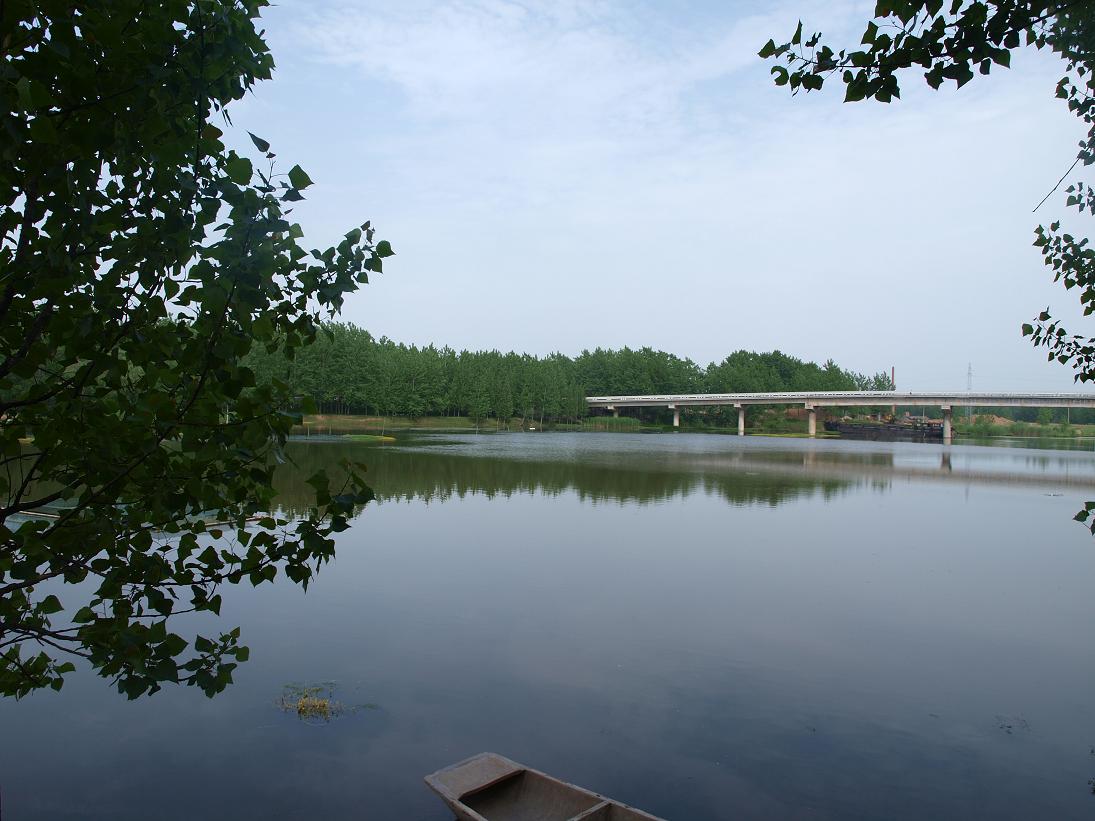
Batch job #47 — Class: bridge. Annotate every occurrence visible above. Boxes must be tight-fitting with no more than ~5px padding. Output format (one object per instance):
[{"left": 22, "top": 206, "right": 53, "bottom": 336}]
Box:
[{"left": 585, "top": 392, "right": 1095, "bottom": 443}]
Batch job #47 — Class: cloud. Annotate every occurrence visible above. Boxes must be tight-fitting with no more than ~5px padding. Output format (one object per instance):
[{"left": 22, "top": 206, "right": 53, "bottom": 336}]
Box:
[
  {"left": 289, "top": 1, "right": 814, "bottom": 157},
  {"left": 245, "top": 0, "right": 1091, "bottom": 390}
]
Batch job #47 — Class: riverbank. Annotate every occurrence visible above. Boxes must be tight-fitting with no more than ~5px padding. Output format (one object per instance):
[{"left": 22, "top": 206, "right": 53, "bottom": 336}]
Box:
[
  {"left": 294, "top": 414, "right": 653, "bottom": 435},
  {"left": 295, "top": 413, "right": 836, "bottom": 437},
  {"left": 295, "top": 414, "right": 505, "bottom": 435},
  {"left": 952, "top": 416, "right": 1095, "bottom": 440},
  {"left": 294, "top": 412, "right": 1095, "bottom": 442}
]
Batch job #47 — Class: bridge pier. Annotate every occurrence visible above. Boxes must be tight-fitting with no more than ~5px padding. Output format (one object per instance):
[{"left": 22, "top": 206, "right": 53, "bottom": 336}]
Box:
[
  {"left": 609, "top": 406, "right": 618, "bottom": 418},
  {"left": 942, "top": 405, "right": 952, "bottom": 445},
  {"left": 669, "top": 404, "right": 679, "bottom": 428},
  {"left": 807, "top": 406, "right": 817, "bottom": 438},
  {"left": 736, "top": 404, "right": 745, "bottom": 436}
]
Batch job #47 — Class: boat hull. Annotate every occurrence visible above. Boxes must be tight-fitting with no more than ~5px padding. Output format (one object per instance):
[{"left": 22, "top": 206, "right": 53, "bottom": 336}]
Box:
[{"left": 425, "top": 753, "right": 665, "bottom": 821}]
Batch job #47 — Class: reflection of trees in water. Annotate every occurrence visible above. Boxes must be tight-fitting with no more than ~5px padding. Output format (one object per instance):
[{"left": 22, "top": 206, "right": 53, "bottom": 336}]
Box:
[{"left": 271, "top": 441, "right": 862, "bottom": 517}]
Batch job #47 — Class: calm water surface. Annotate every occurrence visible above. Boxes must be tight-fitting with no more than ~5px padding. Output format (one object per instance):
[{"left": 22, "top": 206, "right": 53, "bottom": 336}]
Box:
[{"left": 4, "top": 432, "right": 1095, "bottom": 820}]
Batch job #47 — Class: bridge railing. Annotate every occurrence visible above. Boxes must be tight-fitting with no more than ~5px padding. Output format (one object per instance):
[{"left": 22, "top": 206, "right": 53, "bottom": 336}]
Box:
[{"left": 586, "top": 391, "right": 1095, "bottom": 408}]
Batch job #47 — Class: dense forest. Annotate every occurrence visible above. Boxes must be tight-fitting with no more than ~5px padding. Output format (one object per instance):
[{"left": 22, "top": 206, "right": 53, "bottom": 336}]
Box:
[{"left": 245, "top": 322, "right": 894, "bottom": 424}]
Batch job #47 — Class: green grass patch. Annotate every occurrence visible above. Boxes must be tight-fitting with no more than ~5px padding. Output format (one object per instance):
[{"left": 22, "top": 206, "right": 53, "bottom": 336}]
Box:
[
  {"left": 578, "top": 416, "right": 643, "bottom": 431},
  {"left": 296, "top": 414, "right": 510, "bottom": 434},
  {"left": 952, "top": 416, "right": 1090, "bottom": 439}
]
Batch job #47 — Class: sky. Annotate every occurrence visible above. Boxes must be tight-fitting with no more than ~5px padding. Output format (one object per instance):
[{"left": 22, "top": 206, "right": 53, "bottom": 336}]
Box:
[{"left": 229, "top": 0, "right": 1092, "bottom": 392}]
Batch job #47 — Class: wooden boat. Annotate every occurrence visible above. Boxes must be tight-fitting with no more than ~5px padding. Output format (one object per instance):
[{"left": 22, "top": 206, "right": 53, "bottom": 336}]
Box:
[{"left": 424, "top": 753, "right": 665, "bottom": 821}]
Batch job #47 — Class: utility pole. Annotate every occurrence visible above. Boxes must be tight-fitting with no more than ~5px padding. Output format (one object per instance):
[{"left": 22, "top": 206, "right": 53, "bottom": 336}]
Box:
[
  {"left": 966, "top": 363, "right": 973, "bottom": 422},
  {"left": 891, "top": 365, "right": 896, "bottom": 418}
]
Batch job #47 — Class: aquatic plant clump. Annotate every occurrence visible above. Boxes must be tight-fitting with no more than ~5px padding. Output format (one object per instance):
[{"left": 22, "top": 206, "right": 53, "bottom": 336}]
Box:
[{"left": 276, "top": 683, "right": 375, "bottom": 723}]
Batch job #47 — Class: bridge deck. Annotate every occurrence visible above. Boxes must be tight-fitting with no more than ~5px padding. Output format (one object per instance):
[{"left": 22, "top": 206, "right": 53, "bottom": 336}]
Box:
[{"left": 586, "top": 392, "right": 1095, "bottom": 409}]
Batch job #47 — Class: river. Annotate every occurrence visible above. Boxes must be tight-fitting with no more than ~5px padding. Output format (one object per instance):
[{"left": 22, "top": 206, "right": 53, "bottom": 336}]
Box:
[{"left": 3, "top": 432, "right": 1095, "bottom": 819}]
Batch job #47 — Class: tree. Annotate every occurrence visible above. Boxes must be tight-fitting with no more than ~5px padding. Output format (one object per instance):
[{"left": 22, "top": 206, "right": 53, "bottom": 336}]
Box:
[{"left": 0, "top": 1, "right": 392, "bottom": 698}]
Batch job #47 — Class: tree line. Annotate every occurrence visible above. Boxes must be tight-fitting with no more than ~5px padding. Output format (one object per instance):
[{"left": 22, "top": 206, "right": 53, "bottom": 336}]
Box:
[{"left": 245, "top": 322, "right": 895, "bottom": 424}]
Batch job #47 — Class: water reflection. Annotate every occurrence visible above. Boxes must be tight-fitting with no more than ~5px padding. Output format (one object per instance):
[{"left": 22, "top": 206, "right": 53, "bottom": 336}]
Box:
[
  {"left": 273, "top": 433, "right": 1095, "bottom": 518},
  {"left": 273, "top": 438, "right": 860, "bottom": 515}
]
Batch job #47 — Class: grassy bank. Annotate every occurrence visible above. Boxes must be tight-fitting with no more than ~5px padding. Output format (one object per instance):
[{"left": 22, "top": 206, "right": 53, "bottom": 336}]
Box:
[
  {"left": 556, "top": 417, "right": 650, "bottom": 432},
  {"left": 289, "top": 411, "right": 1095, "bottom": 440},
  {"left": 294, "top": 415, "right": 512, "bottom": 435},
  {"left": 952, "top": 416, "right": 1095, "bottom": 439},
  {"left": 293, "top": 412, "right": 835, "bottom": 437}
]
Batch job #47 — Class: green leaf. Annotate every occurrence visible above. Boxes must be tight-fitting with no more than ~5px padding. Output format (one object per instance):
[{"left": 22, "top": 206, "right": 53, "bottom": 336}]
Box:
[
  {"left": 253, "top": 315, "right": 275, "bottom": 339},
  {"left": 15, "top": 77, "right": 35, "bottom": 109},
  {"left": 248, "top": 132, "right": 271, "bottom": 152},
  {"left": 225, "top": 156, "right": 253, "bottom": 184},
  {"left": 39, "top": 595, "right": 63, "bottom": 615},
  {"left": 194, "top": 635, "right": 215, "bottom": 653},
  {"left": 376, "top": 239, "right": 395, "bottom": 258},
  {"left": 288, "top": 164, "right": 313, "bottom": 190},
  {"left": 163, "top": 634, "right": 188, "bottom": 656}
]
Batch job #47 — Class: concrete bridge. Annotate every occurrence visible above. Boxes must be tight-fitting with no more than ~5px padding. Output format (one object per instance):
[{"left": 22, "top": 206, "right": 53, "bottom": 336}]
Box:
[{"left": 586, "top": 392, "right": 1095, "bottom": 444}]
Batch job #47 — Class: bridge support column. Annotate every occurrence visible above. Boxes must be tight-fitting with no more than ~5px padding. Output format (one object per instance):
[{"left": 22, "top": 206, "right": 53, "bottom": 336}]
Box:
[
  {"left": 610, "top": 406, "right": 618, "bottom": 418},
  {"left": 807, "top": 405, "right": 817, "bottom": 438},
  {"left": 736, "top": 404, "right": 745, "bottom": 436},
  {"left": 942, "top": 405, "right": 952, "bottom": 445},
  {"left": 669, "top": 404, "right": 679, "bottom": 428}
]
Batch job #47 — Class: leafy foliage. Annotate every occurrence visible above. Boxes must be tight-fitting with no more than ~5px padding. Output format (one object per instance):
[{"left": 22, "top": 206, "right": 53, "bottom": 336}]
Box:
[
  {"left": 758, "top": 2, "right": 1063, "bottom": 102},
  {"left": 0, "top": 1, "right": 382, "bottom": 698},
  {"left": 246, "top": 322, "right": 892, "bottom": 424}
]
